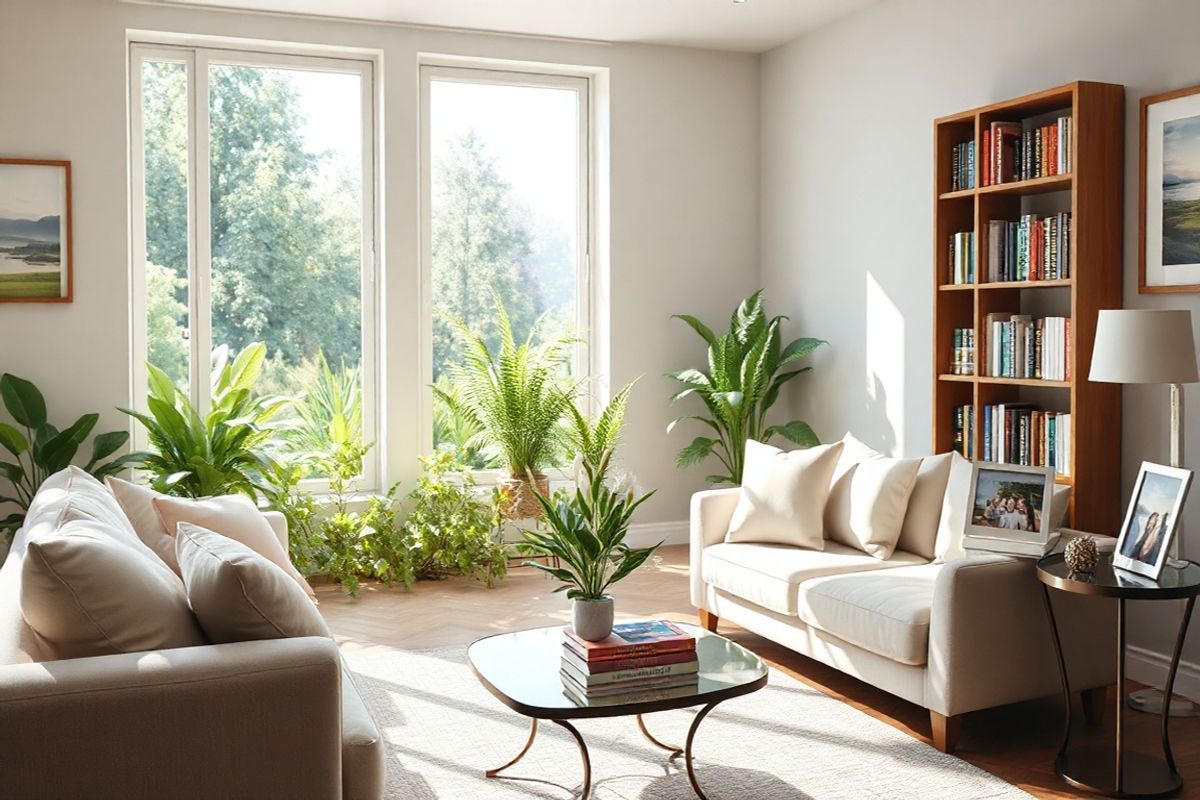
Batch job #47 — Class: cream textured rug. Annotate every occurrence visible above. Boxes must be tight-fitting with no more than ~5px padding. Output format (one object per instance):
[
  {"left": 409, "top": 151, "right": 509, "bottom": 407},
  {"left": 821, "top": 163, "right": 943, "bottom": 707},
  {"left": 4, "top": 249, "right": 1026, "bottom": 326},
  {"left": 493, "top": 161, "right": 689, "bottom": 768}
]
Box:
[{"left": 343, "top": 646, "right": 1031, "bottom": 800}]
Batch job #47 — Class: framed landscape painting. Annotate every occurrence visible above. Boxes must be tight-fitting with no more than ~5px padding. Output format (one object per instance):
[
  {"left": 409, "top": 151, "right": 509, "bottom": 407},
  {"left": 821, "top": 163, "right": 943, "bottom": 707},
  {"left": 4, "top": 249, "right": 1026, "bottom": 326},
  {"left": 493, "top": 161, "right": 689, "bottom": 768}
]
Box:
[
  {"left": 1141, "top": 85, "right": 1200, "bottom": 293},
  {"left": 0, "top": 159, "right": 72, "bottom": 302}
]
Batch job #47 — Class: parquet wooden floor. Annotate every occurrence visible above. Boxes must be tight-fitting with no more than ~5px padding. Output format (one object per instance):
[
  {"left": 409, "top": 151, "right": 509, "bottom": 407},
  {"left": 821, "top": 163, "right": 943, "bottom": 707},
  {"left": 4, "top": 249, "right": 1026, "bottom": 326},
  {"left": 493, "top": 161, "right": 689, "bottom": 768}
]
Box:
[{"left": 317, "top": 544, "right": 1200, "bottom": 799}]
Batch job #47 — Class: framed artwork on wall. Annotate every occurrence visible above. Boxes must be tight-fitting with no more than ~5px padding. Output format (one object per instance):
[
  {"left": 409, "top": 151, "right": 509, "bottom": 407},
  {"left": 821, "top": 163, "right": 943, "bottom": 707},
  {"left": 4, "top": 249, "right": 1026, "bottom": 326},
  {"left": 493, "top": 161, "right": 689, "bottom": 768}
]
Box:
[
  {"left": 0, "top": 159, "right": 72, "bottom": 302},
  {"left": 1141, "top": 85, "right": 1200, "bottom": 293}
]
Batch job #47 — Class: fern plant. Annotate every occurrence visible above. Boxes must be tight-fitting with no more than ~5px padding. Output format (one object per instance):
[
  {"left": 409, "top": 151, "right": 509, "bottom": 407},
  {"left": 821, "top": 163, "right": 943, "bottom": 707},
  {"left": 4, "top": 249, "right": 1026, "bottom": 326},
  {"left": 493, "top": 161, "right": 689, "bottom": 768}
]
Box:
[
  {"left": 122, "top": 343, "right": 290, "bottom": 498},
  {"left": 667, "top": 290, "right": 825, "bottom": 485},
  {"left": 434, "top": 298, "right": 576, "bottom": 480}
]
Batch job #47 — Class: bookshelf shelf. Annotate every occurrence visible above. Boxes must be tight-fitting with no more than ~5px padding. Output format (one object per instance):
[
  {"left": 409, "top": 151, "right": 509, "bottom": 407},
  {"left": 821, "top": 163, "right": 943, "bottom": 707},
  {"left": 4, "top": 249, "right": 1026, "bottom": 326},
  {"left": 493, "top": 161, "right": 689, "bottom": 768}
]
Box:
[{"left": 932, "top": 81, "right": 1124, "bottom": 532}]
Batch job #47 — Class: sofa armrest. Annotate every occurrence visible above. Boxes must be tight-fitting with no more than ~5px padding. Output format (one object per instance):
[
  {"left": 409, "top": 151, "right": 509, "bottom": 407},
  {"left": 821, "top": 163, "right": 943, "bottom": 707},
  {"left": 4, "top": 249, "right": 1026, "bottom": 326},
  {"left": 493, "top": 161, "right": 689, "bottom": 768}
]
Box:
[
  {"left": 690, "top": 488, "right": 740, "bottom": 608},
  {"left": 926, "top": 554, "right": 1116, "bottom": 717},
  {"left": 264, "top": 509, "right": 289, "bottom": 553},
  {"left": 0, "top": 637, "right": 343, "bottom": 799}
]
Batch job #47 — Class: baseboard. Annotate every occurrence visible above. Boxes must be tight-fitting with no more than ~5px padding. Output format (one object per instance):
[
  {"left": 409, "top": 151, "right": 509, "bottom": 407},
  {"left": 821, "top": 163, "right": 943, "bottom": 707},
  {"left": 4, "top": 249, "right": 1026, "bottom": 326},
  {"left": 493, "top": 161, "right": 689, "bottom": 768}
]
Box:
[
  {"left": 625, "top": 520, "right": 689, "bottom": 549},
  {"left": 1126, "top": 644, "right": 1200, "bottom": 702}
]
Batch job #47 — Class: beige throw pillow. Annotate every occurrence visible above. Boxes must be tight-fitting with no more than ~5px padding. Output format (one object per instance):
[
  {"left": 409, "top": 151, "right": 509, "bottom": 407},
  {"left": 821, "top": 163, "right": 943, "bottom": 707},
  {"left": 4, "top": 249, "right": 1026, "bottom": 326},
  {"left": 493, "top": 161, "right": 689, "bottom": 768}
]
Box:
[
  {"left": 934, "top": 452, "right": 975, "bottom": 563},
  {"left": 20, "top": 518, "right": 205, "bottom": 660},
  {"left": 176, "top": 523, "right": 330, "bottom": 644},
  {"left": 725, "top": 439, "right": 845, "bottom": 549},
  {"left": 824, "top": 434, "right": 922, "bottom": 559},
  {"left": 152, "top": 493, "right": 315, "bottom": 601},
  {"left": 897, "top": 452, "right": 954, "bottom": 560},
  {"left": 105, "top": 476, "right": 179, "bottom": 574}
]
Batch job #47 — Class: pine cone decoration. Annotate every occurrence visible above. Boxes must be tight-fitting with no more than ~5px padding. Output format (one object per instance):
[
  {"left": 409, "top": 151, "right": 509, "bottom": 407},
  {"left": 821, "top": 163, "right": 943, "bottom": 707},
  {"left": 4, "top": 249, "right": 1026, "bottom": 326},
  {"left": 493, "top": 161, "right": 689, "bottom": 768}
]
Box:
[{"left": 1065, "top": 535, "right": 1099, "bottom": 574}]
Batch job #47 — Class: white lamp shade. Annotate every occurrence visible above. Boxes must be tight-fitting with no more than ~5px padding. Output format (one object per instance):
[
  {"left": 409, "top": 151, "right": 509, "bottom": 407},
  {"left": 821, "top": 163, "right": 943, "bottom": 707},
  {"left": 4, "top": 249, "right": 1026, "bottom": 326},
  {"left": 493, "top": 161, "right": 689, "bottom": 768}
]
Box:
[{"left": 1089, "top": 309, "right": 1199, "bottom": 384}]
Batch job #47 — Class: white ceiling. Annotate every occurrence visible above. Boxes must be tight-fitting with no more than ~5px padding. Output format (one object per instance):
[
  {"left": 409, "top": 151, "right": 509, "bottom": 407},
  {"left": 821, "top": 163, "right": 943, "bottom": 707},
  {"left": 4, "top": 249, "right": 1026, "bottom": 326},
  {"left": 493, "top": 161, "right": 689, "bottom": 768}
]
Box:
[{"left": 158, "top": 0, "right": 879, "bottom": 53}]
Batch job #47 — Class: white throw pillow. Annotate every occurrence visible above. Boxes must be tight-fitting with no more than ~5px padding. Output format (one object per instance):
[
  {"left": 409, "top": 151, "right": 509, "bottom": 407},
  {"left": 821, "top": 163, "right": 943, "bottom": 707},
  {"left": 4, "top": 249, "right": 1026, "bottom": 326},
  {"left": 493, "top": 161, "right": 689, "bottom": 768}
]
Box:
[
  {"left": 20, "top": 518, "right": 205, "bottom": 660},
  {"left": 105, "top": 476, "right": 179, "bottom": 574},
  {"left": 934, "top": 452, "right": 974, "bottom": 563},
  {"left": 725, "top": 439, "right": 845, "bottom": 549},
  {"left": 152, "top": 493, "right": 316, "bottom": 601},
  {"left": 897, "top": 453, "right": 953, "bottom": 560},
  {"left": 824, "top": 434, "right": 922, "bottom": 560},
  {"left": 176, "top": 523, "right": 330, "bottom": 644}
]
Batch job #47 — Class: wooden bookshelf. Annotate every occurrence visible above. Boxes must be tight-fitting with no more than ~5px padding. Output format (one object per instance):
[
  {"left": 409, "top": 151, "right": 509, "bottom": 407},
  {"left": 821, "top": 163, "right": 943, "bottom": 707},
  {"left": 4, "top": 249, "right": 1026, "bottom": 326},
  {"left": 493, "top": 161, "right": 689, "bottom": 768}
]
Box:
[{"left": 932, "top": 81, "right": 1124, "bottom": 532}]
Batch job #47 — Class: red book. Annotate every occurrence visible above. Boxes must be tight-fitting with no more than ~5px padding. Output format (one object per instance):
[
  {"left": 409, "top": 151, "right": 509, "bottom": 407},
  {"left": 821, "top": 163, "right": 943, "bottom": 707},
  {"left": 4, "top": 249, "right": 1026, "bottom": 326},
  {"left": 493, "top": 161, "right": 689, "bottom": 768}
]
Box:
[
  {"left": 563, "top": 647, "right": 698, "bottom": 674},
  {"left": 981, "top": 129, "right": 991, "bottom": 186},
  {"left": 564, "top": 620, "right": 696, "bottom": 662}
]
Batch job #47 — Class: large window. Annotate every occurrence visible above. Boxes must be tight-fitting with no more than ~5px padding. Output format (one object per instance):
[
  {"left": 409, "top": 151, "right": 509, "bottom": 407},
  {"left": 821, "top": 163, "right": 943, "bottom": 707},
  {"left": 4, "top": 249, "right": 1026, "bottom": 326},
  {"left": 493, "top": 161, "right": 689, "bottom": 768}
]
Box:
[
  {"left": 421, "top": 65, "right": 592, "bottom": 470},
  {"left": 131, "top": 44, "right": 377, "bottom": 486}
]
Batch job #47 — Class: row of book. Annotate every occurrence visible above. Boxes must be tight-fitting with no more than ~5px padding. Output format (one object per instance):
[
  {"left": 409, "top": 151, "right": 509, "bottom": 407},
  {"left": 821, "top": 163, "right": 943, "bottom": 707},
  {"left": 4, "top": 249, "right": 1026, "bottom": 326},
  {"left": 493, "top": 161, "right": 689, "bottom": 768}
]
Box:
[
  {"left": 985, "top": 314, "right": 1072, "bottom": 381},
  {"left": 980, "top": 405, "right": 1072, "bottom": 475},
  {"left": 949, "top": 231, "right": 976, "bottom": 284},
  {"left": 560, "top": 620, "right": 699, "bottom": 707},
  {"left": 950, "top": 328, "right": 975, "bottom": 375},
  {"left": 980, "top": 116, "right": 1072, "bottom": 186},
  {"left": 985, "top": 213, "right": 1072, "bottom": 283},
  {"left": 952, "top": 404, "right": 975, "bottom": 459},
  {"left": 950, "top": 140, "right": 976, "bottom": 191}
]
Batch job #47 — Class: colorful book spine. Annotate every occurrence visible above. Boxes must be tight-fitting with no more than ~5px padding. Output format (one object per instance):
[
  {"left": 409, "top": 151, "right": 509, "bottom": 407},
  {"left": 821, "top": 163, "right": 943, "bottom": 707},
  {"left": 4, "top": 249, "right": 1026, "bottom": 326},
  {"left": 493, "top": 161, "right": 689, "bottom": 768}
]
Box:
[{"left": 561, "top": 657, "right": 699, "bottom": 688}]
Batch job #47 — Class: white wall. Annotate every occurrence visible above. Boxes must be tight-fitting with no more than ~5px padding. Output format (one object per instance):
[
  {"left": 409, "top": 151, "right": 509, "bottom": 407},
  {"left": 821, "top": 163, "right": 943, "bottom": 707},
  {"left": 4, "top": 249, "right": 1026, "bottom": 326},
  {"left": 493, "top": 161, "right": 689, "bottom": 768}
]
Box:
[
  {"left": 0, "top": 0, "right": 760, "bottom": 529},
  {"left": 761, "top": 0, "right": 1200, "bottom": 692}
]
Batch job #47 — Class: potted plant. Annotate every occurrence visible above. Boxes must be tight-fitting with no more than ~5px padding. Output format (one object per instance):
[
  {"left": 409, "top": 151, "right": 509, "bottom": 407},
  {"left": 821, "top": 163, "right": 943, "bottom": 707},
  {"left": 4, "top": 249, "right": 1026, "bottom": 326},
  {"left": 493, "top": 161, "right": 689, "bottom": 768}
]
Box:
[
  {"left": 435, "top": 299, "right": 575, "bottom": 519},
  {"left": 522, "top": 383, "right": 658, "bottom": 641},
  {"left": 667, "top": 290, "right": 826, "bottom": 485}
]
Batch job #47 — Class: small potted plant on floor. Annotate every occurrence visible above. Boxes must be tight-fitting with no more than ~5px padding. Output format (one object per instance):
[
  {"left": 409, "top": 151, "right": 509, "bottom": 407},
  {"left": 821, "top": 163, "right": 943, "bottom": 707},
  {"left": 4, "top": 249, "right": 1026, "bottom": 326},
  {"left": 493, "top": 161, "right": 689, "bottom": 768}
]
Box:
[{"left": 521, "top": 382, "right": 658, "bottom": 641}]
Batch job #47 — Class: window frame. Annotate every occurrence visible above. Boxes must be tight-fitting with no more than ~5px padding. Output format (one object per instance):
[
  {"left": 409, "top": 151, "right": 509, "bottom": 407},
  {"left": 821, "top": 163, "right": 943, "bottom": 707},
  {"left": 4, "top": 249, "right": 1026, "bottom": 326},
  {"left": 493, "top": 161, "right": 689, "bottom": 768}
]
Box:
[
  {"left": 418, "top": 62, "right": 595, "bottom": 482},
  {"left": 129, "top": 41, "right": 380, "bottom": 492}
]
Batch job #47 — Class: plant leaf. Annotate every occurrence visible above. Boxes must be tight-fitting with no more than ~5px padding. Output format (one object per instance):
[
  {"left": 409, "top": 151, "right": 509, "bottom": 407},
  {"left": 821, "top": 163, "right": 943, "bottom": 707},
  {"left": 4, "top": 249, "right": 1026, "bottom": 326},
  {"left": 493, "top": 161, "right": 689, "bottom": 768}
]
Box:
[
  {"left": 676, "top": 436, "right": 718, "bottom": 467},
  {"left": 0, "top": 423, "right": 27, "bottom": 457},
  {"left": 88, "top": 430, "right": 129, "bottom": 465},
  {"left": 672, "top": 314, "right": 717, "bottom": 346},
  {"left": 779, "top": 337, "right": 826, "bottom": 366},
  {"left": 0, "top": 374, "right": 47, "bottom": 429},
  {"left": 765, "top": 420, "right": 819, "bottom": 447}
]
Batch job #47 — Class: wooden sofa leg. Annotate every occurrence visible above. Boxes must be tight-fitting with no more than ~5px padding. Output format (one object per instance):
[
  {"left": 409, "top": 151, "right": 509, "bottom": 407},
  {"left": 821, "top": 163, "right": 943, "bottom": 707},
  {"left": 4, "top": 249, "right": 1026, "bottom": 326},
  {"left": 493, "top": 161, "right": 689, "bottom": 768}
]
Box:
[
  {"left": 698, "top": 609, "right": 719, "bottom": 633},
  {"left": 1081, "top": 687, "right": 1107, "bottom": 726},
  {"left": 930, "top": 711, "right": 960, "bottom": 754}
]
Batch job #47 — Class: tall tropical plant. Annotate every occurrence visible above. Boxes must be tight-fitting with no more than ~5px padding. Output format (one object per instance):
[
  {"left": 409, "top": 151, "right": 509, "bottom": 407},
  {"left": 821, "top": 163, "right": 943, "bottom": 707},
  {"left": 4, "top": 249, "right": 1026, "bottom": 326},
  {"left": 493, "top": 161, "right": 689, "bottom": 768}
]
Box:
[
  {"left": 122, "top": 343, "right": 290, "bottom": 498},
  {"left": 431, "top": 375, "right": 500, "bottom": 470},
  {"left": 667, "top": 290, "right": 825, "bottom": 485},
  {"left": 434, "top": 297, "right": 576, "bottom": 483},
  {"left": 0, "top": 374, "right": 138, "bottom": 537},
  {"left": 281, "top": 351, "right": 362, "bottom": 466}
]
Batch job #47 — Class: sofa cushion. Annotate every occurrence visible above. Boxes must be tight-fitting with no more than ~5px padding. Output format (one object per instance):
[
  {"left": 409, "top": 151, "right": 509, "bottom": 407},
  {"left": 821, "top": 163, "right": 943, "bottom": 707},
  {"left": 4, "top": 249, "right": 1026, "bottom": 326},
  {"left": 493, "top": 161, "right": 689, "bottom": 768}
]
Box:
[
  {"left": 824, "top": 434, "right": 921, "bottom": 560},
  {"left": 725, "top": 439, "right": 844, "bottom": 550},
  {"left": 796, "top": 563, "right": 941, "bottom": 666},
  {"left": 702, "top": 540, "right": 927, "bottom": 616},
  {"left": 106, "top": 476, "right": 180, "bottom": 574},
  {"left": 177, "top": 523, "right": 330, "bottom": 644},
  {"left": 341, "top": 661, "right": 386, "bottom": 800},
  {"left": 935, "top": 452, "right": 974, "bottom": 562},
  {"left": 155, "top": 493, "right": 316, "bottom": 600},
  {"left": 897, "top": 453, "right": 953, "bottom": 560}
]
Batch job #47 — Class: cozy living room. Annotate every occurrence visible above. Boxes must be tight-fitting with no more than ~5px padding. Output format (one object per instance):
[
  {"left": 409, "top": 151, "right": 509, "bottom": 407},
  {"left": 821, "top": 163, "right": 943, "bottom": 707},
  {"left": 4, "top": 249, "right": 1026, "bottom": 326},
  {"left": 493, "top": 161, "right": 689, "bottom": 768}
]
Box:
[{"left": 6, "top": 0, "right": 1200, "bottom": 798}]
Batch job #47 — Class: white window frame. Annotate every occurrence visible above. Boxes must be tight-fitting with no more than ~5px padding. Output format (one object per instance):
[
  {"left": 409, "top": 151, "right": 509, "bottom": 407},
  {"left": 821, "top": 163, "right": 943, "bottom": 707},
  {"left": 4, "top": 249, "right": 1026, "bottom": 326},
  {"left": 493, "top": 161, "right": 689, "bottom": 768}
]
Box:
[
  {"left": 418, "top": 62, "right": 596, "bottom": 482},
  {"left": 129, "top": 41, "right": 380, "bottom": 491}
]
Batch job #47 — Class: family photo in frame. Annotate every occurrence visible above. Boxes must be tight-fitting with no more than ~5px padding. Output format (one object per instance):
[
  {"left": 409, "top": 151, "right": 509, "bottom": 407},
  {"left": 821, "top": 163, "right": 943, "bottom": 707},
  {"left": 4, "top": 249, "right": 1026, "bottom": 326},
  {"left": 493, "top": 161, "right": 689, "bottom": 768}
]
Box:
[{"left": 1114, "top": 462, "right": 1193, "bottom": 580}]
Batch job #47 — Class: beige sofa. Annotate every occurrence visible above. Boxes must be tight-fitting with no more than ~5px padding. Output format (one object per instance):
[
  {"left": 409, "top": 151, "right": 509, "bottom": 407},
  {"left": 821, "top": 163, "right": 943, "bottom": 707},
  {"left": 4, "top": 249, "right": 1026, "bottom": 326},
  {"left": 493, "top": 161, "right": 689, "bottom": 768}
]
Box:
[
  {"left": 0, "top": 475, "right": 384, "bottom": 799},
  {"left": 690, "top": 483, "right": 1116, "bottom": 753}
]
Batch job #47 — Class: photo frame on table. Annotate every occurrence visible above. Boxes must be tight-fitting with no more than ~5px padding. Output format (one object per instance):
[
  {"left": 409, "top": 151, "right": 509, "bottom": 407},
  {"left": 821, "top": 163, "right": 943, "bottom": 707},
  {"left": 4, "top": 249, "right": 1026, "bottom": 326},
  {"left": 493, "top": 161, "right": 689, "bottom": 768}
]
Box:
[
  {"left": 964, "top": 462, "right": 1057, "bottom": 557},
  {"left": 0, "top": 158, "right": 72, "bottom": 303},
  {"left": 1141, "top": 84, "right": 1200, "bottom": 293},
  {"left": 1114, "top": 462, "right": 1192, "bottom": 580}
]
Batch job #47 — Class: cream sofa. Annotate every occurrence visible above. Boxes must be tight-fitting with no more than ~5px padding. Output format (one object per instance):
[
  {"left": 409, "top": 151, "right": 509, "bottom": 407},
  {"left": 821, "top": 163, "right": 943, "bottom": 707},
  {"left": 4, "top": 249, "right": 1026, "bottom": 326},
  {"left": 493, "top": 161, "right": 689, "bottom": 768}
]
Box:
[
  {"left": 0, "top": 473, "right": 384, "bottom": 799},
  {"left": 690, "top": 482, "right": 1116, "bottom": 753}
]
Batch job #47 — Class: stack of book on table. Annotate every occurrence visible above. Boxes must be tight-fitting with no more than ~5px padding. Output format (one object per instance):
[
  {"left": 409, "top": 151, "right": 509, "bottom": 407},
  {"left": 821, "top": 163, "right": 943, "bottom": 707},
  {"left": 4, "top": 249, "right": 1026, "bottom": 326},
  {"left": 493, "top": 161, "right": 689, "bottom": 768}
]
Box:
[{"left": 561, "top": 620, "right": 699, "bottom": 706}]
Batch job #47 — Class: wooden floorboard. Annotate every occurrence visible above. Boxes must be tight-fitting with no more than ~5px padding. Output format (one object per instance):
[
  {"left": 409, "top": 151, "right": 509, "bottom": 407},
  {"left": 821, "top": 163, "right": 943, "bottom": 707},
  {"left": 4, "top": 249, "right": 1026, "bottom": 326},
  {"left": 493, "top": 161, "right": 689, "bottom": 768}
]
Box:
[{"left": 318, "top": 544, "right": 1200, "bottom": 799}]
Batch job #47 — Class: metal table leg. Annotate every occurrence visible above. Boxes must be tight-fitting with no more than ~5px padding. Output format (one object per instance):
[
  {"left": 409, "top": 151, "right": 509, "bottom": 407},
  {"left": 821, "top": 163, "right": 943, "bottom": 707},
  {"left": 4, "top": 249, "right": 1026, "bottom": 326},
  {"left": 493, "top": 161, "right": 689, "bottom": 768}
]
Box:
[
  {"left": 553, "top": 719, "right": 592, "bottom": 800},
  {"left": 485, "top": 717, "right": 539, "bottom": 778}
]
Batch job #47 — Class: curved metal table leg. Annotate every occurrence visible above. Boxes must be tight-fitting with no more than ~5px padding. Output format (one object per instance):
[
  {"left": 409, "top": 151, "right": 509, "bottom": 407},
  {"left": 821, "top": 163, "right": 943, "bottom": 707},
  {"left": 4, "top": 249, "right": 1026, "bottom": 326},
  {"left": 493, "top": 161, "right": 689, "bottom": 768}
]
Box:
[
  {"left": 552, "top": 719, "right": 593, "bottom": 800},
  {"left": 684, "top": 701, "right": 723, "bottom": 800},
  {"left": 1042, "top": 583, "right": 1074, "bottom": 760},
  {"left": 637, "top": 713, "right": 683, "bottom": 759},
  {"left": 1162, "top": 596, "right": 1195, "bottom": 776},
  {"left": 486, "top": 718, "right": 539, "bottom": 778}
]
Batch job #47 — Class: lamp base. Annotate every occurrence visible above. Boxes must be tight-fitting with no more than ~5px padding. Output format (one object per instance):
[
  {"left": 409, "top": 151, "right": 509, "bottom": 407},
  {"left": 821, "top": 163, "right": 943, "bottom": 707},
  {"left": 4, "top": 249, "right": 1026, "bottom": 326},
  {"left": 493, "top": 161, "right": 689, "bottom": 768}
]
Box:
[{"left": 1127, "top": 686, "right": 1200, "bottom": 717}]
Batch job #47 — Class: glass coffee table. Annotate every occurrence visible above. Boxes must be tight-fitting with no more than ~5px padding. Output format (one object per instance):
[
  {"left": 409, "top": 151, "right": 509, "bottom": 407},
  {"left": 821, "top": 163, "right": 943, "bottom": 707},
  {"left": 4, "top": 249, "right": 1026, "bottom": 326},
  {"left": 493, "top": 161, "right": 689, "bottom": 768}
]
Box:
[{"left": 467, "top": 623, "right": 768, "bottom": 799}]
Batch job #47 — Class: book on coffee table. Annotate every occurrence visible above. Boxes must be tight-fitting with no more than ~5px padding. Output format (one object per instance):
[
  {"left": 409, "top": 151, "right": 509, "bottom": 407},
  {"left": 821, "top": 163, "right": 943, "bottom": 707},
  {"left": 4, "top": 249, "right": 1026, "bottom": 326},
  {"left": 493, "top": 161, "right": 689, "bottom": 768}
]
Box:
[{"left": 563, "top": 620, "right": 696, "bottom": 662}]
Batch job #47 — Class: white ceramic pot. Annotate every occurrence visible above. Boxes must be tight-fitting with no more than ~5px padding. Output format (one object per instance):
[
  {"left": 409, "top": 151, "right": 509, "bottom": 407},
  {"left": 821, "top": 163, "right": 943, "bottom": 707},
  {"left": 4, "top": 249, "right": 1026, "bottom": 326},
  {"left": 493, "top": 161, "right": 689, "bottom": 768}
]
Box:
[{"left": 571, "top": 596, "right": 614, "bottom": 642}]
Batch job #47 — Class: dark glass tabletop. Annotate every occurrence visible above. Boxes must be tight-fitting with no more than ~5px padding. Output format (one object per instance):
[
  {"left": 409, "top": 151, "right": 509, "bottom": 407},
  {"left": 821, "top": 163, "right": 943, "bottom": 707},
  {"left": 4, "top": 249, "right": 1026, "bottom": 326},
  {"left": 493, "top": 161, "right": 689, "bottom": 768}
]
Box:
[
  {"left": 467, "top": 623, "right": 768, "bottom": 720},
  {"left": 1037, "top": 552, "right": 1200, "bottom": 599}
]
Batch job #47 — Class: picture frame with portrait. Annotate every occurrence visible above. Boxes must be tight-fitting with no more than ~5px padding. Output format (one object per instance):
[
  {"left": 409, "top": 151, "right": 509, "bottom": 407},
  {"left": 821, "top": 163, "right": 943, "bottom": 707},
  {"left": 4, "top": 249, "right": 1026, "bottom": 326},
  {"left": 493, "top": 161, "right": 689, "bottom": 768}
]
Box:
[
  {"left": 1114, "top": 462, "right": 1192, "bottom": 580},
  {"left": 964, "top": 462, "right": 1057, "bottom": 557}
]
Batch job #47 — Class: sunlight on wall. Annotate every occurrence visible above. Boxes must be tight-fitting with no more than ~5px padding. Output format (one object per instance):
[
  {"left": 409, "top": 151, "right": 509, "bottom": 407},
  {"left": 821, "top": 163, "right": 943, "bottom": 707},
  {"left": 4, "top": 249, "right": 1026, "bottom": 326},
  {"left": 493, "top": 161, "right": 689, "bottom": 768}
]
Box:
[{"left": 865, "top": 273, "right": 904, "bottom": 456}]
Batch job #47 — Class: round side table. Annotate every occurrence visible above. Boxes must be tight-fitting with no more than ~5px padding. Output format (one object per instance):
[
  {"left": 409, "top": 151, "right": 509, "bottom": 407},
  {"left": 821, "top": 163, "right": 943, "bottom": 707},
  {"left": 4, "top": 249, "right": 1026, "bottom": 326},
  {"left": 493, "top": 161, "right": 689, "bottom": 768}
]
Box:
[{"left": 1037, "top": 551, "right": 1200, "bottom": 799}]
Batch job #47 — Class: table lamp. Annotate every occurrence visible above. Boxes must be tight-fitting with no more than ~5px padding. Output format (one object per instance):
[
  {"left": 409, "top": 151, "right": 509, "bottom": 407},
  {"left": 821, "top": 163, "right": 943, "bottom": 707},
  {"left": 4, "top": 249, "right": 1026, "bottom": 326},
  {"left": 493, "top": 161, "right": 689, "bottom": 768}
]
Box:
[{"left": 1090, "top": 308, "right": 1199, "bottom": 716}]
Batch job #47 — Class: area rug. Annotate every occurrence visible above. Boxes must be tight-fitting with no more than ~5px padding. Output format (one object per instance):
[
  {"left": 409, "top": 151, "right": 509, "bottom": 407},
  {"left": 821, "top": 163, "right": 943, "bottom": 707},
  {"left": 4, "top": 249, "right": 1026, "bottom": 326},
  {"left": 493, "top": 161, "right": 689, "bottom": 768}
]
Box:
[{"left": 342, "top": 646, "right": 1031, "bottom": 800}]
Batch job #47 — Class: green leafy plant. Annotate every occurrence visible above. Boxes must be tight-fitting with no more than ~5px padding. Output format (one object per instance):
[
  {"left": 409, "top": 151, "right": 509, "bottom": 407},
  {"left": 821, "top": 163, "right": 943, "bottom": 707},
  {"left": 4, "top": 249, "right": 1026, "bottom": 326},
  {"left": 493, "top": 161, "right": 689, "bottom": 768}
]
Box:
[
  {"left": 281, "top": 351, "right": 362, "bottom": 466},
  {"left": 123, "top": 342, "right": 290, "bottom": 498},
  {"left": 434, "top": 298, "right": 576, "bottom": 481},
  {"left": 521, "top": 384, "right": 657, "bottom": 600},
  {"left": 0, "top": 374, "right": 138, "bottom": 537},
  {"left": 432, "top": 375, "right": 500, "bottom": 470},
  {"left": 667, "top": 290, "right": 825, "bottom": 485}
]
